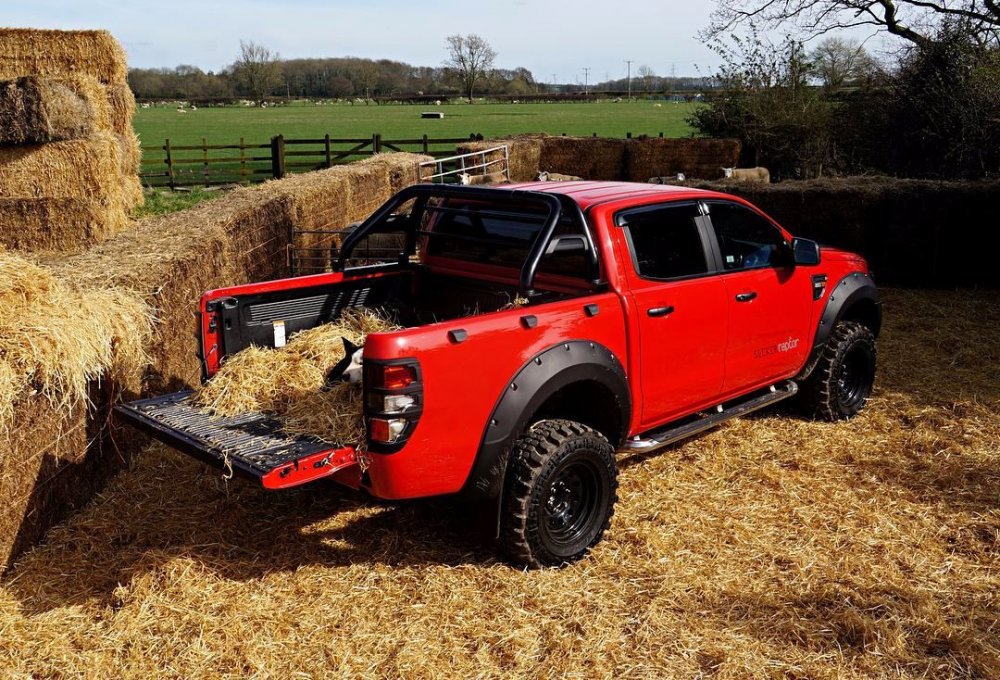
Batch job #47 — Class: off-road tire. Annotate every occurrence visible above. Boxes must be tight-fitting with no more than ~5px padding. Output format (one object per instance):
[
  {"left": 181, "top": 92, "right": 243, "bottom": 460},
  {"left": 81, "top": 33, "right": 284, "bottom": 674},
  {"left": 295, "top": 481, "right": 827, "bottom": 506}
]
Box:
[
  {"left": 801, "top": 320, "right": 877, "bottom": 421},
  {"left": 500, "top": 419, "right": 618, "bottom": 568}
]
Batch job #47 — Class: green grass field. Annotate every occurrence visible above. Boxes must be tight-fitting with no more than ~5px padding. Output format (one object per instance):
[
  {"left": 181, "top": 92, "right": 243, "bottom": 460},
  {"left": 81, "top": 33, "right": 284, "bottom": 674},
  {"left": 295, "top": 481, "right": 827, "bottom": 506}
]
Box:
[{"left": 134, "top": 100, "right": 699, "bottom": 151}]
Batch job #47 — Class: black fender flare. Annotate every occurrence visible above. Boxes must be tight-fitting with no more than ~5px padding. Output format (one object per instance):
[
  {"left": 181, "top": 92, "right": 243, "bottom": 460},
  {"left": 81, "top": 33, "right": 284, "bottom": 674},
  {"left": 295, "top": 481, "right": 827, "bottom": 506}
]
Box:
[
  {"left": 798, "top": 271, "right": 882, "bottom": 380},
  {"left": 461, "top": 340, "right": 631, "bottom": 509}
]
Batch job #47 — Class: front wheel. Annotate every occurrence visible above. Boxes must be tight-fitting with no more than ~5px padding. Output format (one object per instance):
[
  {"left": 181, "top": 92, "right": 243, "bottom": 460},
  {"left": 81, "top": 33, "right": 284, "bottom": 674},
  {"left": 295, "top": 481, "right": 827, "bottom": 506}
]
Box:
[
  {"left": 801, "top": 320, "right": 877, "bottom": 421},
  {"left": 500, "top": 419, "right": 618, "bottom": 568}
]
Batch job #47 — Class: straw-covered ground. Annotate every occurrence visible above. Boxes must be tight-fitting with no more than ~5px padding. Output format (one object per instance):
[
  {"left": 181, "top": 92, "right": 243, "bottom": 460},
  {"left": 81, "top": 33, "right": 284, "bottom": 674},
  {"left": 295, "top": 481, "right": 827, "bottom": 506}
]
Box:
[{"left": 0, "top": 288, "right": 996, "bottom": 678}]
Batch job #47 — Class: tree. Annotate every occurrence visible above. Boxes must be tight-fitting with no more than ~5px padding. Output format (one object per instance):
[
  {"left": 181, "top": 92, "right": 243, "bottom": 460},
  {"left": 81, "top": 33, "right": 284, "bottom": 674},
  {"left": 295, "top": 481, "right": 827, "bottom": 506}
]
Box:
[
  {"left": 444, "top": 34, "right": 497, "bottom": 103},
  {"left": 688, "top": 33, "right": 833, "bottom": 178},
  {"left": 703, "top": 0, "right": 1000, "bottom": 48},
  {"left": 637, "top": 64, "right": 658, "bottom": 91},
  {"left": 232, "top": 40, "right": 282, "bottom": 106},
  {"left": 810, "top": 37, "right": 878, "bottom": 88}
]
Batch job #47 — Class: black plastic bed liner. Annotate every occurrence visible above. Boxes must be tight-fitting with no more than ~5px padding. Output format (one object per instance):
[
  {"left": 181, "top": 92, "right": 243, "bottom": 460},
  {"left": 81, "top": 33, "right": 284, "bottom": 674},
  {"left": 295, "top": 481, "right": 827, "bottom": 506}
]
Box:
[{"left": 115, "top": 391, "right": 334, "bottom": 482}]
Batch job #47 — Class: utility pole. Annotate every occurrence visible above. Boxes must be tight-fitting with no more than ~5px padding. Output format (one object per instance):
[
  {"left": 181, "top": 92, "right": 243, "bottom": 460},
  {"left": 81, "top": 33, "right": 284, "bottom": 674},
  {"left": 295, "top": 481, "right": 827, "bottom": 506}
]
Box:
[
  {"left": 625, "top": 60, "right": 633, "bottom": 101},
  {"left": 583, "top": 67, "right": 590, "bottom": 95}
]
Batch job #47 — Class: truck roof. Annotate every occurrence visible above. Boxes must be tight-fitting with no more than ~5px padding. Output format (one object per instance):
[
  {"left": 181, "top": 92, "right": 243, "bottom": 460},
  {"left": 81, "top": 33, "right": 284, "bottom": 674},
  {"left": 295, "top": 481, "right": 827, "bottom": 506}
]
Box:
[{"left": 502, "top": 180, "right": 724, "bottom": 210}]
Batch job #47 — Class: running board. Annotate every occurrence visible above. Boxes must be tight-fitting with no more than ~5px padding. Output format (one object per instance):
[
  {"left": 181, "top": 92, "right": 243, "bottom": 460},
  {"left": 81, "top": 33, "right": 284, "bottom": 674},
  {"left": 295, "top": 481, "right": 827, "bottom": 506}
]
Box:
[{"left": 623, "top": 381, "right": 798, "bottom": 451}]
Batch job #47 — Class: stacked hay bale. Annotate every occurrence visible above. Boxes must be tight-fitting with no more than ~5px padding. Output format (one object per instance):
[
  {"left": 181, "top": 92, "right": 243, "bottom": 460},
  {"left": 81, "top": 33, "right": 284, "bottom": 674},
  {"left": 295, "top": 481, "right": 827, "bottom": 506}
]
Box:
[
  {"left": 625, "top": 137, "right": 741, "bottom": 180},
  {"left": 458, "top": 135, "right": 741, "bottom": 182},
  {"left": 0, "top": 29, "right": 142, "bottom": 252}
]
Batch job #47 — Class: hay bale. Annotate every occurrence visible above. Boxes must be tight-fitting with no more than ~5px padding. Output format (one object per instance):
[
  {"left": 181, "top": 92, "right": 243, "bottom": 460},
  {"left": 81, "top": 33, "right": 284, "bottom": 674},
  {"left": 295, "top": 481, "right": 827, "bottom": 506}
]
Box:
[
  {"left": 52, "top": 186, "right": 297, "bottom": 391},
  {"left": 0, "top": 197, "right": 131, "bottom": 252},
  {"left": 271, "top": 153, "right": 432, "bottom": 272},
  {"left": 538, "top": 136, "right": 626, "bottom": 181},
  {"left": 0, "top": 29, "right": 128, "bottom": 84},
  {"left": 0, "top": 395, "right": 88, "bottom": 570},
  {"left": 0, "top": 76, "right": 95, "bottom": 144},
  {"left": 0, "top": 75, "right": 133, "bottom": 144},
  {"left": 0, "top": 131, "right": 130, "bottom": 202},
  {"left": 625, "top": 138, "right": 741, "bottom": 181},
  {"left": 194, "top": 309, "right": 399, "bottom": 443},
  {"left": 0, "top": 250, "right": 151, "bottom": 432},
  {"left": 114, "top": 130, "right": 142, "bottom": 176},
  {"left": 457, "top": 135, "right": 545, "bottom": 182},
  {"left": 105, "top": 82, "right": 135, "bottom": 135}
]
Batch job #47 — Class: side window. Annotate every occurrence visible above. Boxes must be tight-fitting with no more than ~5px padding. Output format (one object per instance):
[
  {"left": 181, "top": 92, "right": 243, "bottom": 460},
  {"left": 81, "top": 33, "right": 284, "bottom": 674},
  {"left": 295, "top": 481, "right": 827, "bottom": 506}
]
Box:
[
  {"left": 621, "top": 203, "right": 708, "bottom": 280},
  {"left": 707, "top": 202, "right": 787, "bottom": 271}
]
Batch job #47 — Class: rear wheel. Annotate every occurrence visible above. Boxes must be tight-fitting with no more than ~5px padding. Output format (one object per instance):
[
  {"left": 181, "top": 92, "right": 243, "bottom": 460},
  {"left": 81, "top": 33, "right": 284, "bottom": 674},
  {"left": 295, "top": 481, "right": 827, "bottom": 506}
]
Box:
[
  {"left": 500, "top": 419, "right": 617, "bottom": 568},
  {"left": 801, "top": 320, "right": 877, "bottom": 421}
]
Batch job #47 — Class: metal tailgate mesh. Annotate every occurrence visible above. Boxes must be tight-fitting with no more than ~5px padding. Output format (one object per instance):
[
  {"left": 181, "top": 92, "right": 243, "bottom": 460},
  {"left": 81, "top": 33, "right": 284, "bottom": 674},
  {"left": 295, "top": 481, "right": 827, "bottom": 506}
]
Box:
[{"left": 118, "top": 391, "right": 331, "bottom": 475}]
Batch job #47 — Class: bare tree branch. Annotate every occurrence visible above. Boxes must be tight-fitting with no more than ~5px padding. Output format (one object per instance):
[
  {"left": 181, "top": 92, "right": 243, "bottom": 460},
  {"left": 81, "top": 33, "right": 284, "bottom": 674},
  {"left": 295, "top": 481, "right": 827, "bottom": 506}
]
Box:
[
  {"left": 703, "top": 0, "right": 999, "bottom": 47},
  {"left": 443, "top": 34, "right": 497, "bottom": 103},
  {"left": 232, "top": 40, "right": 282, "bottom": 106}
]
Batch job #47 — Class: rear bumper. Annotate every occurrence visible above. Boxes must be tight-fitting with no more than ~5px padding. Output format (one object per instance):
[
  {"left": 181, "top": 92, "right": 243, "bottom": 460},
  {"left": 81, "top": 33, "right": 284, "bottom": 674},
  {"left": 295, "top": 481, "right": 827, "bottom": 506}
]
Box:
[{"left": 115, "top": 391, "right": 361, "bottom": 490}]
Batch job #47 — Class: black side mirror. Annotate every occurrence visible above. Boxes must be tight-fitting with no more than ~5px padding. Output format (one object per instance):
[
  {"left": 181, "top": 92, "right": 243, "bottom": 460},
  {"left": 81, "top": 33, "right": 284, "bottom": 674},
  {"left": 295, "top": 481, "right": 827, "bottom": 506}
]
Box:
[{"left": 792, "top": 238, "right": 821, "bottom": 266}]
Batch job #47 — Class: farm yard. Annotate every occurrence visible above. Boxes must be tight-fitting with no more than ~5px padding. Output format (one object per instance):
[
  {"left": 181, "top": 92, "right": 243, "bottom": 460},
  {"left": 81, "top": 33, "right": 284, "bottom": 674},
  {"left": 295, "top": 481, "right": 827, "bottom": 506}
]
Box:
[
  {"left": 0, "top": 288, "right": 997, "bottom": 677},
  {"left": 2, "top": 22, "right": 999, "bottom": 680}
]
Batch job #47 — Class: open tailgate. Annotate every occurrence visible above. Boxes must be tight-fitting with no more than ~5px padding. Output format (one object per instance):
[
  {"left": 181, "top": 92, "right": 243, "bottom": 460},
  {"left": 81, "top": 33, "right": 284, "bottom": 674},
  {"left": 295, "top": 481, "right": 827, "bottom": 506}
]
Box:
[{"left": 115, "top": 391, "right": 361, "bottom": 490}]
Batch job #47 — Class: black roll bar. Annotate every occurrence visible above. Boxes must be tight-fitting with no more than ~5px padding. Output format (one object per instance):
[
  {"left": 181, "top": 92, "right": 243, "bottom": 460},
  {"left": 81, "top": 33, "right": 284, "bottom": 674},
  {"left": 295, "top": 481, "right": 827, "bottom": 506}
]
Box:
[{"left": 335, "top": 184, "right": 595, "bottom": 295}]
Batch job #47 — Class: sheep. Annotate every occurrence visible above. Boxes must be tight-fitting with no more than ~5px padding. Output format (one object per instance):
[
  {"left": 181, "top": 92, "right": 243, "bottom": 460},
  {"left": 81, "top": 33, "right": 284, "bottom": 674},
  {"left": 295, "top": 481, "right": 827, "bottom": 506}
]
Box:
[
  {"left": 654, "top": 103, "right": 663, "bottom": 108},
  {"left": 458, "top": 172, "right": 496, "bottom": 185},
  {"left": 722, "top": 167, "right": 771, "bottom": 184},
  {"left": 176, "top": 107, "right": 186, "bottom": 114},
  {"left": 434, "top": 99, "right": 442, "bottom": 106},
  {"left": 537, "top": 171, "right": 583, "bottom": 182},
  {"left": 190, "top": 105, "right": 197, "bottom": 111}
]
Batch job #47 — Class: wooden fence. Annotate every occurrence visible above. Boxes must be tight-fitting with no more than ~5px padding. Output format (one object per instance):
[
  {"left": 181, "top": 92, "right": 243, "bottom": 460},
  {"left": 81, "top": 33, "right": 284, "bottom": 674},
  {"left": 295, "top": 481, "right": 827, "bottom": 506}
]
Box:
[{"left": 140, "top": 133, "right": 485, "bottom": 188}]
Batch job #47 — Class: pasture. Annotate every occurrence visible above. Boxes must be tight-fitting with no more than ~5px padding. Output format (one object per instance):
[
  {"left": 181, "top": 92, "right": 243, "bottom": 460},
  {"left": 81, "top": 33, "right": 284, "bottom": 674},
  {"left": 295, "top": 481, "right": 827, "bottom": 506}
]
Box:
[
  {"left": 132, "top": 100, "right": 700, "bottom": 149},
  {"left": 0, "top": 288, "right": 996, "bottom": 678}
]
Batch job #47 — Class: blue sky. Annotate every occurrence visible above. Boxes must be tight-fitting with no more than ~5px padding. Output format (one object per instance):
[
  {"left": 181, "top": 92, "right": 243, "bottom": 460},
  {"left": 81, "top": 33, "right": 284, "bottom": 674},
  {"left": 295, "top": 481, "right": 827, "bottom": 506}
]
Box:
[{"left": 3, "top": 0, "right": 725, "bottom": 81}]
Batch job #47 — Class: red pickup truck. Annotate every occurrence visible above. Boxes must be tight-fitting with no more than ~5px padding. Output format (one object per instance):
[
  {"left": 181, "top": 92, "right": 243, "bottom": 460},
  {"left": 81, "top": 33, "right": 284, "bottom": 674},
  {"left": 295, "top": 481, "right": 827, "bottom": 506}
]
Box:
[{"left": 119, "top": 181, "right": 881, "bottom": 567}]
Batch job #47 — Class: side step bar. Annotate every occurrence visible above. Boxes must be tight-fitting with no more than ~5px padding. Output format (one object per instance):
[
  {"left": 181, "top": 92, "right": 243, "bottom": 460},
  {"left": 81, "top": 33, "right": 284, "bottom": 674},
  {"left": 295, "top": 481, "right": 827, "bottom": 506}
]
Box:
[
  {"left": 115, "top": 391, "right": 361, "bottom": 490},
  {"left": 623, "top": 380, "right": 798, "bottom": 452}
]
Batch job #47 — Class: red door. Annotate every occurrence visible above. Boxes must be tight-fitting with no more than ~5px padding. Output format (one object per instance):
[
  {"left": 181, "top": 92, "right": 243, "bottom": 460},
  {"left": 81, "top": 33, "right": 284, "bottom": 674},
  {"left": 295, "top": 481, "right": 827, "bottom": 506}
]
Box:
[
  {"left": 703, "top": 200, "right": 813, "bottom": 395},
  {"left": 615, "top": 202, "right": 729, "bottom": 427}
]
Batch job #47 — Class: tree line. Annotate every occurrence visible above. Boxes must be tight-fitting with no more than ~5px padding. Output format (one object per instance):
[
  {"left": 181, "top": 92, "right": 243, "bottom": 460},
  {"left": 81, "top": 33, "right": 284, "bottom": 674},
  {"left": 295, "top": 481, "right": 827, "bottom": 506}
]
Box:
[{"left": 128, "top": 39, "right": 536, "bottom": 102}]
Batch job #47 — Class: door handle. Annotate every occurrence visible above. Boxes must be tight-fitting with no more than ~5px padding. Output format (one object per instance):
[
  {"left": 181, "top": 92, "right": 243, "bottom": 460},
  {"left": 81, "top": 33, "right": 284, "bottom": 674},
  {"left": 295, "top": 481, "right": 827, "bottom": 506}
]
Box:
[
  {"left": 735, "top": 292, "right": 758, "bottom": 302},
  {"left": 647, "top": 305, "right": 675, "bottom": 317}
]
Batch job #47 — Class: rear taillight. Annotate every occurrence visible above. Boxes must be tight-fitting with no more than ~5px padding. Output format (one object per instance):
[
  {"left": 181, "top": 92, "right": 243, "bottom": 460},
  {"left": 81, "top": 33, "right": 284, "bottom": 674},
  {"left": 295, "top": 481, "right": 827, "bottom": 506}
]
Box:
[
  {"left": 369, "top": 364, "right": 417, "bottom": 390},
  {"left": 364, "top": 359, "right": 422, "bottom": 451}
]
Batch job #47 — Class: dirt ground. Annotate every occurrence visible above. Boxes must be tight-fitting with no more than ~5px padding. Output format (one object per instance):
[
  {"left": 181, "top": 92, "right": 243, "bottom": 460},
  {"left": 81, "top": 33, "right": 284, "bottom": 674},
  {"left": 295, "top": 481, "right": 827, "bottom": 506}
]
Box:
[{"left": 0, "top": 288, "right": 997, "bottom": 679}]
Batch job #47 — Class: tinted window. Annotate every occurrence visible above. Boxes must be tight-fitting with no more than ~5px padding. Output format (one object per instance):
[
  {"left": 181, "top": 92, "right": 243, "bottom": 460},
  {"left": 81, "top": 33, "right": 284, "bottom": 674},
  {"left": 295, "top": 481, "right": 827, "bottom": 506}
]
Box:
[
  {"left": 707, "top": 202, "right": 787, "bottom": 270},
  {"left": 424, "top": 200, "right": 594, "bottom": 280},
  {"left": 621, "top": 203, "right": 708, "bottom": 280}
]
